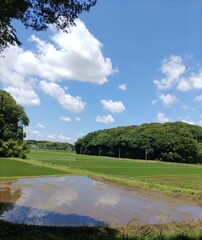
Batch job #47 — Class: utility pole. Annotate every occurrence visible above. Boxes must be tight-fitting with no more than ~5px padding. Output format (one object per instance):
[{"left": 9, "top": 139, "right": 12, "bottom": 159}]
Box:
[
  {"left": 99, "top": 146, "right": 101, "bottom": 156},
  {"left": 145, "top": 149, "right": 148, "bottom": 160}
]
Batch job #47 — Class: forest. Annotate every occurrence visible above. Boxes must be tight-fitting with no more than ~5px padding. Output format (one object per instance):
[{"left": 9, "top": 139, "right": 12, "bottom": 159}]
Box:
[{"left": 75, "top": 122, "right": 202, "bottom": 164}]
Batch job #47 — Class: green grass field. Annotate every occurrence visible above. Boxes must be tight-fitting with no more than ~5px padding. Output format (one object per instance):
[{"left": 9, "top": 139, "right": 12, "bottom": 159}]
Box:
[
  {"left": 0, "top": 157, "right": 68, "bottom": 178},
  {"left": 29, "top": 151, "right": 202, "bottom": 194}
]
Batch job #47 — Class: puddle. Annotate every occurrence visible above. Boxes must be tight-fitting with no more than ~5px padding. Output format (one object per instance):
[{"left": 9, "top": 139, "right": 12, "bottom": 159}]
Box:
[{"left": 0, "top": 176, "right": 201, "bottom": 226}]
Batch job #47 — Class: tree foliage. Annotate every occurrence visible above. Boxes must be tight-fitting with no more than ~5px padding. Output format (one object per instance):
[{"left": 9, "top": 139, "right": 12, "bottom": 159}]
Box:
[
  {"left": 0, "top": 0, "right": 96, "bottom": 53},
  {"left": 75, "top": 122, "right": 202, "bottom": 164},
  {"left": 0, "top": 90, "right": 29, "bottom": 158},
  {"left": 27, "top": 140, "right": 75, "bottom": 151}
]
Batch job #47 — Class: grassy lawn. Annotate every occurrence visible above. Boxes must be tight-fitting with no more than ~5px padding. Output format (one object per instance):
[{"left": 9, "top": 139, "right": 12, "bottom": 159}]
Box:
[
  {"left": 29, "top": 150, "right": 202, "bottom": 191},
  {"left": 0, "top": 157, "right": 68, "bottom": 178}
]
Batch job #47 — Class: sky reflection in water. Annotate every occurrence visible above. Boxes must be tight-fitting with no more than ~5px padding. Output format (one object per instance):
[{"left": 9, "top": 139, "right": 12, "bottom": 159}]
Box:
[{"left": 0, "top": 176, "right": 201, "bottom": 226}]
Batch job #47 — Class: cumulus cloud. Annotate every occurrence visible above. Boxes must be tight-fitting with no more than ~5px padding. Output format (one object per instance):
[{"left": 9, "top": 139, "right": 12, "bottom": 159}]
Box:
[
  {"left": 25, "top": 126, "right": 43, "bottom": 139},
  {"left": 151, "top": 99, "right": 158, "bottom": 105},
  {"left": 198, "top": 121, "right": 202, "bottom": 126},
  {"left": 177, "top": 71, "right": 202, "bottom": 91},
  {"left": 39, "top": 81, "right": 85, "bottom": 113},
  {"left": 194, "top": 95, "right": 202, "bottom": 102},
  {"left": 37, "top": 123, "right": 45, "bottom": 128},
  {"left": 32, "top": 130, "right": 40, "bottom": 135},
  {"left": 158, "top": 94, "right": 178, "bottom": 107},
  {"left": 177, "top": 78, "right": 191, "bottom": 91},
  {"left": 29, "top": 19, "right": 114, "bottom": 84},
  {"left": 58, "top": 134, "right": 72, "bottom": 141},
  {"left": 180, "top": 119, "right": 195, "bottom": 125},
  {"left": 189, "top": 70, "right": 202, "bottom": 89},
  {"left": 59, "top": 116, "right": 72, "bottom": 122},
  {"left": 0, "top": 46, "right": 41, "bottom": 106},
  {"left": 101, "top": 99, "right": 125, "bottom": 113},
  {"left": 0, "top": 19, "right": 114, "bottom": 106},
  {"left": 157, "top": 112, "right": 172, "bottom": 123},
  {"left": 118, "top": 84, "right": 127, "bottom": 91},
  {"left": 47, "top": 134, "right": 71, "bottom": 142},
  {"left": 179, "top": 116, "right": 195, "bottom": 125},
  {"left": 75, "top": 117, "right": 81, "bottom": 122},
  {"left": 154, "top": 55, "right": 186, "bottom": 91},
  {"left": 154, "top": 55, "right": 202, "bottom": 92},
  {"left": 4, "top": 86, "right": 40, "bottom": 106},
  {"left": 47, "top": 134, "right": 57, "bottom": 140},
  {"left": 96, "top": 115, "right": 114, "bottom": 123},
  {"left": 181, "top": 104, "right": 189, "bottom": 109}
]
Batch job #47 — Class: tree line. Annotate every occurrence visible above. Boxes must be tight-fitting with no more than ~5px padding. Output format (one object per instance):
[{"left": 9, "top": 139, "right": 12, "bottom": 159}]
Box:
[
  {"left": 75, "top": 122, "right": 202, "bottom": 164},
  {"left": 27, "top": 140, "right": 75, "bottom": 151}
]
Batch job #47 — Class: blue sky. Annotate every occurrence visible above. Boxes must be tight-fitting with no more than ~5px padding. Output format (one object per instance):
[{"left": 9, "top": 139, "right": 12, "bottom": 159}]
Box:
[{"left": 1, "top": 0, "right": 202, "bottom": 143}]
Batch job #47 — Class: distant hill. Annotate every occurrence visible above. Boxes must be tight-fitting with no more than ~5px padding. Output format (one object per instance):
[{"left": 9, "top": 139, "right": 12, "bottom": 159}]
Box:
[
  {"left": 75, "top": 122, "right": 202, "bottom": 164},
  {"left": 26, "top": 140, "right": 75, "bottom": 152}
]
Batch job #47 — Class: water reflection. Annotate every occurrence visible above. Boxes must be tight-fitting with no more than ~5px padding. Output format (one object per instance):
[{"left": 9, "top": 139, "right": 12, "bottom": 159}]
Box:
[
  {"left": 0, "top": 180, "right": 22, "bottom": 216},
  {"left": 2, "top": 205, "right": 107, "bottom": 226},
  {"left": 0, "top": 176, "right": 201, "bottom": 226}
]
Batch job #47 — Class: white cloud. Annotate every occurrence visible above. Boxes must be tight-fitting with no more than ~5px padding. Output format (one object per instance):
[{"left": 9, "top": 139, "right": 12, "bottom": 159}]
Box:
[
  {"left": 177, "top": 78, "right": 191, "bottom": 91},
  {"left": 75, "top": 132, "right": 84, "bottom": 137},
  {"left": 32, "top": 130, "right": 40, "bottom": 135},
  {"left": 58, "top": 134, "right": 72, "bottom": 142},
  {"left": 101, "top": 99, "right": 125, "bottom": 113},
  {"left": 154, "top": 55, "right": 202, "bottom": 92},
  {"left": 158, "top": 94, "right": 178, "bottom": 107},
  {"left": 25, "top": 126, "right": 43, "bottom": 139},
  {"left": 181, "top": 104, "right": 189, "bottom": 109},
  {"left": 96, "top": 115, "right": 114, "bottom": 123},
  {"left": 75, "top": 117, "right": 81, "bottom": 122},
  {"left": 27, "top": 19, "right": 114, "bottom": 84},
  {"left": 47, "top": 134, "right": 71, "bottom": 142},
  {"left": 194, "top": 95, "right": 202, "bottom": 102},
  {"left": 157, "top": 112, "right": 172, "bottom": 123},
  {"left": 0, "top": 46, "right": 40, "bottom": 106},
  {"left": 39, "top": 81, "right": 85, "bottom": 113},
  {"left": 37, "top": 123, "right": 45, "bottom": 128},
  {"left": 177, "top": 71, "right": 202, "bottom": 91},
  {"left": 154, "top": 55, "right": 186, "bottom": 91},
  {"left": 189, "top": 70, "right": 202, "bottom": 89},
  {"left": 151, "top": 99, "right": 158, "bottom": 105},
  {"left": 198, "top": 120, "right": 202, "bottom": 126},
  {"left": 180, "top": 119, "right": 195, "bottom": 125},
  {"left": 118, "top": 84, "right": 127, "bottom": 91},
  {"left": 4, "top": 86, "right": 40, "bottom": 106},
  {"left": 47, "top": 134, "right": 57, "bottom": 140},
  {"left": 0, "top": 19, "right": 115, "bottom": 106},
  {"left": 59, "top": 116, "right": 72, "bottom": 122}
]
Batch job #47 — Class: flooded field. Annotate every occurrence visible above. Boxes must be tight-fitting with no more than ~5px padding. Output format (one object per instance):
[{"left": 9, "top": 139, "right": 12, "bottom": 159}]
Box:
[{"left": 0, "top": 176, "right": 201, "bottom": 226}]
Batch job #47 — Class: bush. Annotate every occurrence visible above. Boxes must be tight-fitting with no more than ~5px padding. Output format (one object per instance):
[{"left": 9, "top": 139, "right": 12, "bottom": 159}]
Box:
[{"left": 0, "top": 139, "right": 29, "bottom": 158}]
